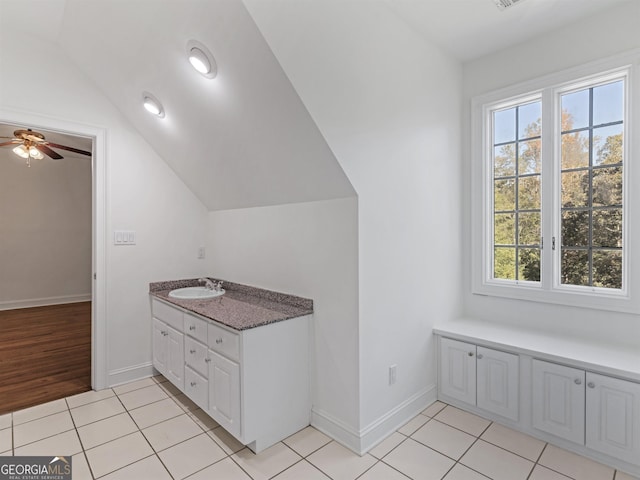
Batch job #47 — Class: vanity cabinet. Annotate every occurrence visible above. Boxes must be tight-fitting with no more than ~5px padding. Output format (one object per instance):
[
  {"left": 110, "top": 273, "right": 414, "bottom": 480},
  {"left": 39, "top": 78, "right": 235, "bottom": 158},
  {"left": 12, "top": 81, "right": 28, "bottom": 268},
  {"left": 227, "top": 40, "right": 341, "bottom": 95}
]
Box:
[
  {"left": 533, "top": 359, "right": 640, "bottom": 464},
  {"left": 439, "top": 337, "right": 519, "bottom": 421},
  {"left": 151, "top": 297, "right": 310, "bottom": 453},
  {"left": 152, "top": 318, "right": 184, "bottom": 390}
]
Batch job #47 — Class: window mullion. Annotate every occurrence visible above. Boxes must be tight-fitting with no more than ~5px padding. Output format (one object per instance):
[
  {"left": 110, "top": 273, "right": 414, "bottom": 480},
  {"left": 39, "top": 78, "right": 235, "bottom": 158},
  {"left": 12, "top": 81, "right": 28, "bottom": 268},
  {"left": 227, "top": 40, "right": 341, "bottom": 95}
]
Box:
[{"left": 540, "top": 87, "right": 556, "bottom": 291}]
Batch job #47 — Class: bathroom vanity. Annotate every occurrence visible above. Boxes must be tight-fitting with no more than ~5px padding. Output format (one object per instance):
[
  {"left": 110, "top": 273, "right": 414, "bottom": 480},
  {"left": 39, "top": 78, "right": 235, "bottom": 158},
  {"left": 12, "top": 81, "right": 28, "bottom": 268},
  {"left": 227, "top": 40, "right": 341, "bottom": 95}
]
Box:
[{"left": 149, "top": 279, "right": 313, "bottom": 453}]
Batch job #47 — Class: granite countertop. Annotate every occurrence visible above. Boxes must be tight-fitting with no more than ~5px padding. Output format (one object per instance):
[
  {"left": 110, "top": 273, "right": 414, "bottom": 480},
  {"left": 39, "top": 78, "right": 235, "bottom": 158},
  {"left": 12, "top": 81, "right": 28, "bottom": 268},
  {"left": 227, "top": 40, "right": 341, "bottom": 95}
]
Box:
[{"left": 149, "top": 278, "right": 313, "bottom": 331}]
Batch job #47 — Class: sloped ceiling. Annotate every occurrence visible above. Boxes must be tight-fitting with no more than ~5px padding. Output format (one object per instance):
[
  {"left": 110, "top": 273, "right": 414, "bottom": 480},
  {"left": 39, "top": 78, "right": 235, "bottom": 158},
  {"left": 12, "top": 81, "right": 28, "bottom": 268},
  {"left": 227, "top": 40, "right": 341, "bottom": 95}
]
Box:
[
  {"left": 2, "top": 0, "right": 630, "bottom": 212},
  {"left": 49, "top": 0, "right": 355, "bottom": 211}
]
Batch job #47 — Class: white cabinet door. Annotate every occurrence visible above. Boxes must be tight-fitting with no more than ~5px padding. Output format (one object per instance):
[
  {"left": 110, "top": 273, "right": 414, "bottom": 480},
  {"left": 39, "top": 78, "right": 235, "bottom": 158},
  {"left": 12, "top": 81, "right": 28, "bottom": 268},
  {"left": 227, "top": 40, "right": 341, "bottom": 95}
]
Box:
[
  {"left": 166, "top": 325, "right": 185, "bottom": 390},
  {"left": 440, "top": 337, "right": 476, "bottom": 405},
  {"left": 477, "top": 346, "right": 519, "bottom": 421},
  {"left": 152, "top": 318, "right": 168, "bottom": 375},
  {"left": 532, "top": 359, "right": 585, "bottom": 444},
  {"left": 586, "top": 372, "right": 640, "bottom": 464},
  {"left": 208, "top": 349, "right": 241, "bottom": 438}
]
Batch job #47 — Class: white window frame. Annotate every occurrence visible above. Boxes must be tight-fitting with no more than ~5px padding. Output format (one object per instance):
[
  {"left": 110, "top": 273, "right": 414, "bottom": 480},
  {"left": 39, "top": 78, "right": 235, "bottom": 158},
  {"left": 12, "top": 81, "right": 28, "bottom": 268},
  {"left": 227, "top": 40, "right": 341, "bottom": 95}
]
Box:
[{"left": 471, "top": 52, "right": 640, "bottom": 313}]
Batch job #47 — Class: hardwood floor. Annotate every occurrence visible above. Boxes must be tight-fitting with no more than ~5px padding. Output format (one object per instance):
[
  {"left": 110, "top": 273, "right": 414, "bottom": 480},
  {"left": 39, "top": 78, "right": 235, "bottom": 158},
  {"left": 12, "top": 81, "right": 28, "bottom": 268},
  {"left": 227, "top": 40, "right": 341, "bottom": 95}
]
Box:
[{"left": 0, "top": 302, "right": 91, "bottom": 415}]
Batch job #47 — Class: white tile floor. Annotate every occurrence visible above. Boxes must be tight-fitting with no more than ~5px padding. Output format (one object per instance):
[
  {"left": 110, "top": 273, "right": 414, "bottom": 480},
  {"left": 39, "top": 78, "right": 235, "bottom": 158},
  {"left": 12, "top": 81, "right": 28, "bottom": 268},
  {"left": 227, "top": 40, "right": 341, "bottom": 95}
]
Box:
[{"left": 0, "top": 376, "right": 637, "bottom": 480}]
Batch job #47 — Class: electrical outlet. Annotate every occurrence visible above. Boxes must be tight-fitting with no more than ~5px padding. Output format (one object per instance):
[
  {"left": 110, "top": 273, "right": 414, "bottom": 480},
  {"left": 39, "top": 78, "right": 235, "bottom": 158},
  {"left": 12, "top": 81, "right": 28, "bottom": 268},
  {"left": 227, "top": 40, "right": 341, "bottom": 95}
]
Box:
[{"left": 389, "top": 365, "right": 397, "bottom": 385}]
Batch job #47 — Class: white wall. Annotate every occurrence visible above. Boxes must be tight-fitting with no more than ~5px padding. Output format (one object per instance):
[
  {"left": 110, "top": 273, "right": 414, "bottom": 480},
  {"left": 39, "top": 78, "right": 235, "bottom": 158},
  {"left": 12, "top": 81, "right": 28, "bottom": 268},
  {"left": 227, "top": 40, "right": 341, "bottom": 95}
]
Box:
[
  {"left": 207, "top": 197, "right": 360, "bottom": 433},
  {"left": 0, "top": 29, "right": 209, "bottom": 385},
  {"left": 244, "top": 0, "right": 463, "bottom": 449},
  {"left": 0, "top": 149, "right": 91, "bottom": 308},
  {"left": 461, "top": 1, "right": 640, "bottom": 348}
]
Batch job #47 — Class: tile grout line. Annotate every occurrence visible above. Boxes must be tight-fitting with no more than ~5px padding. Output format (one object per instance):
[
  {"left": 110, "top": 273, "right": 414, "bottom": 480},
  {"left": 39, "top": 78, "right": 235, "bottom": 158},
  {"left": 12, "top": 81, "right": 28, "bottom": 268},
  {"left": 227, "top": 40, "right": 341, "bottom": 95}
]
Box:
[
  {"left": 64, "top": 397, "right": 96, "bottom": 480},
  {"left": 111, "top": 389, "right": 177, "bottom": 480}
]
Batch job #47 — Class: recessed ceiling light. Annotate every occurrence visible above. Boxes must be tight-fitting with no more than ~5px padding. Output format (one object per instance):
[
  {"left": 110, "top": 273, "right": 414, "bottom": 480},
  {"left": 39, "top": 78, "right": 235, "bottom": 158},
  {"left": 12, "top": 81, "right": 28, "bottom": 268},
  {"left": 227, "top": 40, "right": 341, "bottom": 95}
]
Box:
[
  {"left": 186, "top": 40, "right": 217, "bottom": 79},
  {"left": 142, "top": 92, "right": 165, "bottom": 118}
]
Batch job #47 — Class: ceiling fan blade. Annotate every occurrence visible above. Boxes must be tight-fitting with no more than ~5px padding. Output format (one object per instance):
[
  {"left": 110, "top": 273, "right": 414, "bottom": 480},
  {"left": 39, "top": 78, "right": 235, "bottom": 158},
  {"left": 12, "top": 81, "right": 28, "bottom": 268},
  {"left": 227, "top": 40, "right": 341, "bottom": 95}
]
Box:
[
  {"left": 46, "top": 142, "right": 91, "bottom": 156},
  {"left": 36, "top": 144, "right": 64, "bottom": 160},
  {"left": 0, "top": 140, "right": 20, "bottom": 147}
]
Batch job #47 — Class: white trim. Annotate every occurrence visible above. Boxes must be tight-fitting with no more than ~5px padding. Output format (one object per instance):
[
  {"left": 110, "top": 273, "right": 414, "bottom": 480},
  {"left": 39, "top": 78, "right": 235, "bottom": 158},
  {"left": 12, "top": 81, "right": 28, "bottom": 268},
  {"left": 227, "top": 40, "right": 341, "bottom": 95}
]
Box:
[
  {"left": 0, "top": 107, "right": 108, "bottom": 391},
  {"left": 0, "top": 294, "right": 92, "bottom": 311},
  {"left": 311, "top": 386, "right": 435, "bottom": 455},
  {"left": 471, "top": 51, "right": 640, "bottom": 313},
  {"left": 359, "top": 385, "right": 435, "bottom": 454},
  {"left": 108, "top": 362, "right": 155, "bottom": 388},
  {"left": 311, "top": 408, "right": 361, "bottom": 454}
]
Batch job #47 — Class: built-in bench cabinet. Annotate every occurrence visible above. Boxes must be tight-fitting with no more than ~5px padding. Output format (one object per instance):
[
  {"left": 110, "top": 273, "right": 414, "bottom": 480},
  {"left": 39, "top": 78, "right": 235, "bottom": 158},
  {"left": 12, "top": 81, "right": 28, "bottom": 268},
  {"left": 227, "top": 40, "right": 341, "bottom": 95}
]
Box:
[
  {"left": 532, "top": 359, "right": 640, "bottom": 465},
  {"left": 435, "top": 323, "right": 640, "bottom": 477},
  {"left": 151, "top": 297, "right": 311, "bottom": 453},
  {"left": 439, "top": 338, "right": 519, "bottom": 422}
]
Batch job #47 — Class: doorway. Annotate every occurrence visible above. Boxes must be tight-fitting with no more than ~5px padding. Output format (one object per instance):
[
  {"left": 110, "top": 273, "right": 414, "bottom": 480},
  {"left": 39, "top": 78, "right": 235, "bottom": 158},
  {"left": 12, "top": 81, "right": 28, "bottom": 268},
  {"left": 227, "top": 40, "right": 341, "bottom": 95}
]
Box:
[{"left": 0, "top": 122, "right": 95, "bottom": 414}]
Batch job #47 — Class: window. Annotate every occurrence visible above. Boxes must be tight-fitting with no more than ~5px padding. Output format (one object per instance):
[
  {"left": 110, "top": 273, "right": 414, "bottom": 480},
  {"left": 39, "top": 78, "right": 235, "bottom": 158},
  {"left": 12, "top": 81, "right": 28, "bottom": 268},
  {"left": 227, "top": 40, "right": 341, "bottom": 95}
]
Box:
[
  {"left": 492, "top": 100, "right": 542, "bottom": 283},
  {"left": 472, "top": 58, "right": 638, "bottom": 312}
]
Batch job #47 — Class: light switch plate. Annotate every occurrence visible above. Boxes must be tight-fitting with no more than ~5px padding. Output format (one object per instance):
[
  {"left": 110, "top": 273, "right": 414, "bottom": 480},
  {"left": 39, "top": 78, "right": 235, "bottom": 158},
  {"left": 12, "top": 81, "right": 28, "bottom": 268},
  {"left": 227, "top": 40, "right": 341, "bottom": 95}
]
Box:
[{"left": 114, "top": 230, "right": 136, "bottom": 245}]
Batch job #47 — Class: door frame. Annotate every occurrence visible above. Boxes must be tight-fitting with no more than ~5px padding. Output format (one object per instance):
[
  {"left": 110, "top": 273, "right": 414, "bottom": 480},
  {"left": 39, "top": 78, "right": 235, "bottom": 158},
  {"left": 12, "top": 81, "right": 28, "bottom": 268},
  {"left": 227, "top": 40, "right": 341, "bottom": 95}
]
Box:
[{"left": 0, "top": 107, "right": 108, "bottom": 390}]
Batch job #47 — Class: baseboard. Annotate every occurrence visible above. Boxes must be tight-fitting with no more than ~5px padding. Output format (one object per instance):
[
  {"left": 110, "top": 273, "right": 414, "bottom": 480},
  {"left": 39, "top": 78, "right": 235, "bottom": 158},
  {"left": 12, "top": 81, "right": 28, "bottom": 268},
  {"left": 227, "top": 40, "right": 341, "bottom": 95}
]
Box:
[
  {"left": 0, "top": 294, "right": 92, "bottom": 311},
  {"left": 311, "top": 408, "right": 362, "bottom": 454},
  {"left": 359, "top": 384, "right": 436, "bottom": 454},
  {"left": 311, "top": 384, "right": 436, "bottom": 456},
  {"left": 108, "top": 362, "right": 155, "bottom": 388}
]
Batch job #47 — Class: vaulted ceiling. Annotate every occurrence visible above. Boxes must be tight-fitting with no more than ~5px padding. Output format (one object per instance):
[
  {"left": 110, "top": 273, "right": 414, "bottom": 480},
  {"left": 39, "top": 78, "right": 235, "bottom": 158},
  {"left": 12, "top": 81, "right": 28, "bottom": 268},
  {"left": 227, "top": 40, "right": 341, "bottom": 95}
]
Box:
[{"left": 0, "top": 0, "right": 629, "bottom": 210}]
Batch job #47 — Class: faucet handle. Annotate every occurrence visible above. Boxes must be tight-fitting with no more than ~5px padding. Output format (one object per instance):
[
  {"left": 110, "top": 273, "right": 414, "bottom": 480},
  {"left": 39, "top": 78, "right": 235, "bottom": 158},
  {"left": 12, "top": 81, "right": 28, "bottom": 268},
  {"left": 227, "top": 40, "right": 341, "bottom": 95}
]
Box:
[{"left": 215, "top": 281, "right": 223, "bottom": 291}]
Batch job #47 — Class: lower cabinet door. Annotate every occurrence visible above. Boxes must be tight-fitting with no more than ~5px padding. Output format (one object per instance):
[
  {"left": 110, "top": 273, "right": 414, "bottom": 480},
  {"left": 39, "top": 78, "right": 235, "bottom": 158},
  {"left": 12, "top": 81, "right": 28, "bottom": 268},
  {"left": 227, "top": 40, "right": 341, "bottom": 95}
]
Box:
[
  {"left": 152, "top": 318, "right": 167, "bottom": 375},
  {"left": 586, "top": 372, "right": 640, "bottom": 464},
  {"left": 532, "top": 359, "right": 585, "bottom": 444},
  {"left": 440, "top": 337, "right": 477, "bottom": 405},
  {"left": 185, "top": 366, "right": 209, "bottom": 411},
  {"left": 476, "top": 346, "right": 519, "bottom": 421},
  {"left": 166, "top": 326, "right": 185, "bottom": 390},
  {"left": 208, "top": 349, "right": 241, "bottom": 438}
]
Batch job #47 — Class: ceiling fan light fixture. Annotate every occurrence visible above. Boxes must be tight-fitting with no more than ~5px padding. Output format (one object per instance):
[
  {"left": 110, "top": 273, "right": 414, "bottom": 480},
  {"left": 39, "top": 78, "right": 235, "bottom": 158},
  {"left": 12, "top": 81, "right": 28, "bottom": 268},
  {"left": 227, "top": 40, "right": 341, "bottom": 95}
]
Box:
[
  {"left": 186, "top": 40, "right": 217, "bottom": 79},
  {"left": 13, "top": 144, "right": 29, "bottom": 159},
  {"left": 142, "top": 92, "right": 165, "bottom": 118},
  {"left": 29, "top": 146, "right": 44, "bottom": 160}
]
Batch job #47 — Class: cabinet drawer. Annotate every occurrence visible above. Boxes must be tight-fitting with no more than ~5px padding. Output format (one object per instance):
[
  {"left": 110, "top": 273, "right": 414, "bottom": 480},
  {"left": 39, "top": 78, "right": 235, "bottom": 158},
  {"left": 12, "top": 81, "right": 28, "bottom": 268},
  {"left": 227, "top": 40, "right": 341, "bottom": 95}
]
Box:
[
  {"left": 152, "top": 298, "right": 183, "bottom": 331},
  {"left": 184, "top": 313, "right": 208, "bottom": 343},
  {"left": 208, "top": 322, "right": 240, "bottom": 361},
  {"left": 185, "top": 336, "right": 209, "bottom": 377},
  {"left": 185, "top": 366, "right": 208, "bottom": 411}
]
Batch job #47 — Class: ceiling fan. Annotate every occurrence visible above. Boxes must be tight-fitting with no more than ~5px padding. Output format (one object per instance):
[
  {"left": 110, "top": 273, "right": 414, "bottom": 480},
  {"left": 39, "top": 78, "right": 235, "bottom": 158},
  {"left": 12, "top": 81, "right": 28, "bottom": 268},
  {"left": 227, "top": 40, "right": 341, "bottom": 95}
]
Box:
[{"left": 0, "top": 128, "right": 91, "bottom": 166}]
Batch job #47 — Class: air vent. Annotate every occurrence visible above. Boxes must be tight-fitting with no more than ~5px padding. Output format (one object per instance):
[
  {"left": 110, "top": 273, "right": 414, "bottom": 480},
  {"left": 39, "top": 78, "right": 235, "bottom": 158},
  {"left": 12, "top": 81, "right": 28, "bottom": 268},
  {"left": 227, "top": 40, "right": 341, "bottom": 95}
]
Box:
[{"left": 493, "top": 0, "right": 527, "bottom": 11}]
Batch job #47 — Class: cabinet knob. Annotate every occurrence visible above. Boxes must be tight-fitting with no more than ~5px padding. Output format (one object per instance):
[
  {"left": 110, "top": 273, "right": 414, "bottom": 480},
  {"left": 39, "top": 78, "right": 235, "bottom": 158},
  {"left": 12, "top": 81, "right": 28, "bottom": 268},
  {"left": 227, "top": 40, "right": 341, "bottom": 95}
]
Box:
[
  {"left": 190, "top": 349, "right": 196, "bottom": 354},
  {"left": 205, "top": 358, "right": 211, "bottom": 363},
  {"left": 189, "top": 325, "right": 196, "bottom": 331},
  {"left": 468, "top": 352, "right": 474, "bottom": 357},
  {"left": 216, "top": 338, "right": 223, "bottom": 344},
  {"left": 574, "top": 378, "right": 582, "bottom": 385},
  {"left": 588, "top": 382, "right": 595, "bottom": 389},
  {"left": 477, "top": 354, "right": 483, "bottom": 359},
  {"left": 190, "top": 381, "right": 197, "bottom": 387}
]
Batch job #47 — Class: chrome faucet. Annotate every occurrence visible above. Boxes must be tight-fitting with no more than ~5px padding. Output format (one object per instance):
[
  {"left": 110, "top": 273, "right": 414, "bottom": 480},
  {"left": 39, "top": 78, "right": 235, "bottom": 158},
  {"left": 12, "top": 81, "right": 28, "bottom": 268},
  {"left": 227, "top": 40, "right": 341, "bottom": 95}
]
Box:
[{"left": 198, "top": 278, "right": 216, "bottom": 290}]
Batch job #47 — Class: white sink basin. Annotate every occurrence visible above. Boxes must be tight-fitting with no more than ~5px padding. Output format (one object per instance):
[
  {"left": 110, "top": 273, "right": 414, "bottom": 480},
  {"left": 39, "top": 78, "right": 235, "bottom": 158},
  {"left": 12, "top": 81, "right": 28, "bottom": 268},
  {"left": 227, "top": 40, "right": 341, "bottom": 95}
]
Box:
[{"left": 168, "top": 287, "right": 225, "bottom": 300}]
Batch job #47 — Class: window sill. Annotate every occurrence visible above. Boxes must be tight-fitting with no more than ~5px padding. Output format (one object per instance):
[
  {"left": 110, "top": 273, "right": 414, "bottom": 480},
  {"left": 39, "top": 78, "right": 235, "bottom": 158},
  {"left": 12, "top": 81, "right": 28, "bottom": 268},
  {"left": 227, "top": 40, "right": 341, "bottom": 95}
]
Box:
[{"left": 472, "top": 281, "right": 639, "bottom": 314}]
